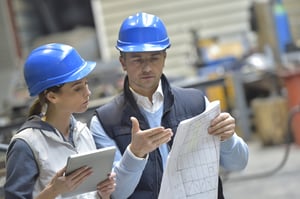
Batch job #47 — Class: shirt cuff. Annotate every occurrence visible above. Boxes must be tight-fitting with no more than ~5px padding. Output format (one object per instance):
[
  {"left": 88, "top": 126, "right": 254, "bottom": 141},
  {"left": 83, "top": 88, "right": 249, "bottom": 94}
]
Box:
[
  {"left": 220, "top": 133, "right": 237, "bottom": 151},
  {"left": 126, "top": 145, "right": 149, "bottom": 160}
]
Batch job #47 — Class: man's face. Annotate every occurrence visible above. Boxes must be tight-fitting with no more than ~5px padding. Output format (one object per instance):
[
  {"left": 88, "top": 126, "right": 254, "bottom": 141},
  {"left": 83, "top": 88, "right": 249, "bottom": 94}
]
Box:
[{"left": 120, "top": 51, "right": 166, "bottom": 97}]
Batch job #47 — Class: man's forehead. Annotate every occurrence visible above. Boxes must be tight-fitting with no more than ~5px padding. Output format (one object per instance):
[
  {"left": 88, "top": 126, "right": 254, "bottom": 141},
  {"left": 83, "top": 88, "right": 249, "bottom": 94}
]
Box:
[{"left": 126, "top": 51, "right": 163, "bottom": 57}]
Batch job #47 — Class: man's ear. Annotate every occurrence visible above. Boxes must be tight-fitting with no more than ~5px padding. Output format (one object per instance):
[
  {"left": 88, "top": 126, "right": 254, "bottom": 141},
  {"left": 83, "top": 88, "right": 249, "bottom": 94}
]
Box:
[
  {"left": 162, "top": 51, "right": 167, "bottom": 67},
  {"left": 119, "top": 56, "right": 127, "bottom": 71},
  {"left": 163, "top": 51, "right": 167, "bottom": 59}
]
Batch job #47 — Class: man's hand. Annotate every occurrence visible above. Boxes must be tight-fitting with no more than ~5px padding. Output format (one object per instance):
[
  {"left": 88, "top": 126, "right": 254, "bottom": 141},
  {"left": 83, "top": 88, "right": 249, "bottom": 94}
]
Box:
[
  {"left": 129, "top": 117, "right": 173, "bottom": 158},
  {"left": 208, "top": 112, "right": 235, "bottom": 141}
]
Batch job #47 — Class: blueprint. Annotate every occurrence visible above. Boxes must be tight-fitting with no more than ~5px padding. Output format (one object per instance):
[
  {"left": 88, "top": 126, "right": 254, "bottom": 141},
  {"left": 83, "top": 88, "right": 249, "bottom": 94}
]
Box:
[{"left": 158, "top": 100, "right": 221, "bottom": 199}]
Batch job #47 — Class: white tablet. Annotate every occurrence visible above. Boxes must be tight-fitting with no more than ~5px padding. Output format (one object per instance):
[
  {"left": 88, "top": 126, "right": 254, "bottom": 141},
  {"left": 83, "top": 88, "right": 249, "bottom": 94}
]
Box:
[{"left": 62, "top": 146, "right": 116, "bottom": 197}]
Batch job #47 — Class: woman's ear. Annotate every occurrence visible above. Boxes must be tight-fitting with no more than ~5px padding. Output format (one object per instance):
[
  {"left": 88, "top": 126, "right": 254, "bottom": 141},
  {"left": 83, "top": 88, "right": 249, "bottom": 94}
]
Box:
[{"left": 45, "top": 91, "right": 58, "bottom": 104}]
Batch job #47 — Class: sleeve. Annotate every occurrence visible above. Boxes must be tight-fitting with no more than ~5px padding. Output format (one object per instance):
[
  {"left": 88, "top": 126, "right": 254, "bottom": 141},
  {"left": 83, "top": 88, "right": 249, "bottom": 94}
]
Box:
[
  {"left": 204, "top": 96, "right": 249, "bottom": 171},
  {"left": 4, "top": 139, "right": 39, "bottom": 199},
  {"left": 220, "top": 133, "right": 249, "bottom": 171},
  {"left": 90, "top": 115, "right": 148, "bottom": 199}
]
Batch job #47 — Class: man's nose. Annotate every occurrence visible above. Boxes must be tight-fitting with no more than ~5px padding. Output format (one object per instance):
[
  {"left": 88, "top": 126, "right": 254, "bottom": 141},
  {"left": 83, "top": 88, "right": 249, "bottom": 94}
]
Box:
[{"left": 141, "top": 59, "right": 152, "bottom": 72}]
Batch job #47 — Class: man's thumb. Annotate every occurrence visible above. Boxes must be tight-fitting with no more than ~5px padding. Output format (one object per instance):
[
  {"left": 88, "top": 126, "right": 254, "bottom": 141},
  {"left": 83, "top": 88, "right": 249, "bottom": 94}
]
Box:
[{"left": 130, "top": 117, "right": 140, "bottom": 134}]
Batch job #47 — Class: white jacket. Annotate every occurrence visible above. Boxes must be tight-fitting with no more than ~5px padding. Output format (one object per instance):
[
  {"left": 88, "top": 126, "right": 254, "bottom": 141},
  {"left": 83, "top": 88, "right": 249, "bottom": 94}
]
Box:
[{"left": 12, "top": 118, "right": 99, "bottom": 199}]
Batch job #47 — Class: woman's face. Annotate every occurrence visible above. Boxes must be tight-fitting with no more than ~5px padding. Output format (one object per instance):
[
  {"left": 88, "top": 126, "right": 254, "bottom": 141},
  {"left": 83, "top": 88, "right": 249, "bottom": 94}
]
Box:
[{"left": 47, "top": 78, "right": 91, "bottom": 114}]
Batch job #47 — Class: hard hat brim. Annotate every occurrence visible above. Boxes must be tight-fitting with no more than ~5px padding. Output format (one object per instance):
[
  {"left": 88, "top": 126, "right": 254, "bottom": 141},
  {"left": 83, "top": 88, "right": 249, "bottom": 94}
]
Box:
[
  {"left": 63, "top": 60, "right": 96, "bottom": 84},
  {"left": 116, "top": 43, "right": 170, "bottom": 52}
]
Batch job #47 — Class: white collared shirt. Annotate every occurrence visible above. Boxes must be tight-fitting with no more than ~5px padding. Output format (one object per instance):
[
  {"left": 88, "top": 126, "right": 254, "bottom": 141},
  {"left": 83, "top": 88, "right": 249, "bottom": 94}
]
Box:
[{"left": 130, "top": 80, "right": 164, "bottom": 113}]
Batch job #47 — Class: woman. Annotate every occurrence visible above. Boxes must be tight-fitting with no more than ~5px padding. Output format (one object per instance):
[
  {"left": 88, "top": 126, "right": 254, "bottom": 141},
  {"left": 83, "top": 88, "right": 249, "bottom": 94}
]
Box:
[{"left": 4, "top": 43, "right": 115, "bottom": 199}]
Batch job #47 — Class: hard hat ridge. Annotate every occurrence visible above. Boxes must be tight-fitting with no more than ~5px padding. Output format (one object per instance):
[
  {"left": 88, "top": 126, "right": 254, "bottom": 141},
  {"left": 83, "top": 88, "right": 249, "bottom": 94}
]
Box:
[{"left": 116, "top": 12, "right": 171, "bottom": 52}]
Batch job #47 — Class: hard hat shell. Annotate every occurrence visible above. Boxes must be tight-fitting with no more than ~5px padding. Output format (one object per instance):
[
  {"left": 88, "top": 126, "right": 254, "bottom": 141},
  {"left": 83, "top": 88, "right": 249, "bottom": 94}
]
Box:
[
  {"left": 116, "top": 12, "right": 171, "bottom": 52},
  {"left": 24, "top": 43, "right": 96, "bottom": 97}
]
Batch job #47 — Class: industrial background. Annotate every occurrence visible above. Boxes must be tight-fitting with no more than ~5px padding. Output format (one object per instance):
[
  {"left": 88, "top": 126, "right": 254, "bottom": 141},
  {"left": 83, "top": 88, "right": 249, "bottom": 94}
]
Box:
[{"left": 1, "top": 0, "right": 300, "bottom": 198}]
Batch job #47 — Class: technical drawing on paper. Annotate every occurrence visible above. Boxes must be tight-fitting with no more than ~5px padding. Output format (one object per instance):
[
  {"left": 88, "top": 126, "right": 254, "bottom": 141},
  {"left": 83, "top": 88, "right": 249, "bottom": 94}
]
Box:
[{"left": 158, "top": 101, "right": 220, "bottom": 199}]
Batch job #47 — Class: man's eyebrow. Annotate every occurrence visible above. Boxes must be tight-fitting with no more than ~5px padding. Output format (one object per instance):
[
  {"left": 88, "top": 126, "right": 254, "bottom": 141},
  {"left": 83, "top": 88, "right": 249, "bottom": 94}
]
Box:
[
  {"left": 151, "top": 52, "right": 162, "bottom": 56},
  {"left": 130, "top": 54, "right": 142, "bottom": 58}
]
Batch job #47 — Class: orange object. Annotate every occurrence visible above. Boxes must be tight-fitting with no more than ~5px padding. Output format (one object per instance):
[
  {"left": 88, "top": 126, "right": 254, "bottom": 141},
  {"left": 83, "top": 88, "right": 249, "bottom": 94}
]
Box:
[{"left": 281, "top": 69, "right": 300, "bottom": 145}]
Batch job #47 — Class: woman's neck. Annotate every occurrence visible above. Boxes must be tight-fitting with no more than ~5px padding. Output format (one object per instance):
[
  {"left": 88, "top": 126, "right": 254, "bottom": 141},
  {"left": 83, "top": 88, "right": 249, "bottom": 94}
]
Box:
[{"left": 45, "top": 112, "right": 71, "bottom": 137}]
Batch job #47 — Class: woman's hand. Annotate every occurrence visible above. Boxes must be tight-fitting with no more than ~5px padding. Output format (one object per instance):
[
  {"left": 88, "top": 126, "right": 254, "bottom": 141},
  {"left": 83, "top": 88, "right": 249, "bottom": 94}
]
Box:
[
  {"left": 35, "top": 166, "right": 93, "bottom": 199},
  {"left": 97, "top": 172, "right": 116, "bottom": 199}
]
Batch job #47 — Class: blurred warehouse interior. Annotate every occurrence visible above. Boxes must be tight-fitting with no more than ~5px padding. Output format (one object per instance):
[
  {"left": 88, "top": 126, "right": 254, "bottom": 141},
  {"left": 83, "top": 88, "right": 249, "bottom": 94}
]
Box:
[
  {"left": 2, "top": 0, "right": 300, "bottom": 142},
  {"left": 1, "top": 0, "right": 300, "bottom": 197}
]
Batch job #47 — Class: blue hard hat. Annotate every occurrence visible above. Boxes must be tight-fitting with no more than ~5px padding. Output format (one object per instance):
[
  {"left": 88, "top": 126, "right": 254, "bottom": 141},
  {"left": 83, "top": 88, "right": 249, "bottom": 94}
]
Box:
[
  {"left": 116, "top": 12, "right": 171, "bottom": 52},
  {"left": 24, "top": 43, "right": 96, "bottom": 96}
]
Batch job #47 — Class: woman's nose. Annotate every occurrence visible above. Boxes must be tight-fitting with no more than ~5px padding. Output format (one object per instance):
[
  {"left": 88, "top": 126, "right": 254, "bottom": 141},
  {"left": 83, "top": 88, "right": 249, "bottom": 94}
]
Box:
[{"left": 85, "top": 85, "right": 91, "bottom": 96}]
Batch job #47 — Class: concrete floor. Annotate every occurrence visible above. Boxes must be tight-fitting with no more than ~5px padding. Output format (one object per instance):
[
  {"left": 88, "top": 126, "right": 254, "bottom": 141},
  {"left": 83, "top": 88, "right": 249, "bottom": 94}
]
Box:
[{"left": 222, "top": 140, "right": 300, "bottom": 199}]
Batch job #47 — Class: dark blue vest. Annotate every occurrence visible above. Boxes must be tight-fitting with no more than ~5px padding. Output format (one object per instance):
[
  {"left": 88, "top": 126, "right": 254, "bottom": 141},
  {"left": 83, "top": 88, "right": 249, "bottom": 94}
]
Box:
[{"left": 95, "top": 75, "right": 224, "bottom": 199}]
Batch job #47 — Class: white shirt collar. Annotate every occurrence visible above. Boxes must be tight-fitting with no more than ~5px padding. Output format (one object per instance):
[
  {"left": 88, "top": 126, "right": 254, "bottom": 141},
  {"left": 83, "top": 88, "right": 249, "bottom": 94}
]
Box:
[{"left": 130, "top": 80, "right": 164, "bottom": 113}]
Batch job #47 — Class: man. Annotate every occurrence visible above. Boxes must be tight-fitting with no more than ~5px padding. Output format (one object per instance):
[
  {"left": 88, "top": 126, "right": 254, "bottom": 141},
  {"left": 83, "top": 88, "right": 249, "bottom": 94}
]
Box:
[{"left": 90, "top": 12, "right": 249, "bottom": 199}]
